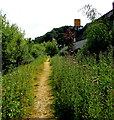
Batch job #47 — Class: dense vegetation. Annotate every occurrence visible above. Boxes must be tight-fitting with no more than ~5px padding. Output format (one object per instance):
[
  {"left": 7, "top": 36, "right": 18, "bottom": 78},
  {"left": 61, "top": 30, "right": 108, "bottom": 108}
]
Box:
[
  {"left": 2, "top": 14, "right": 33, "bottom": 74},
  {"left": 49, "top": 18, "right": 114, "bottom": 120},
  {"left": 2, "top": 56, "right": 46, "bottom": 119},
  {"left": 44, "top": 39, "right": 59, "bottom": 57},
  {"left": 34, "top": 26, "right": 74, "bottom": 49},
  {"left": 50, "top": 52, "right": 114, "bottom": 119},
  {"left": 1, "top": 7, "right": 114, "bottom": 120},
  {"left": 80, "top": 19, "right": 113, "bottom": 62},
  {"left": 1, "top": 13, "right": 59, "bottom": 74},
  {"left": 1, "top": 13, "right": 58, "bottom": 119}
]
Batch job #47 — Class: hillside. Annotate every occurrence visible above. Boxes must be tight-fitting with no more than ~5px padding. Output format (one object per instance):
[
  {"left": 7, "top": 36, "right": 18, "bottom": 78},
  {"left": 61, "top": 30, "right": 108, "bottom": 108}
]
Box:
[
  {"left": 34, "top": 8, "right": 114, "bottom": 52},
  {"left": 34, "top": 26, "right": 73, "bottom": 49}
]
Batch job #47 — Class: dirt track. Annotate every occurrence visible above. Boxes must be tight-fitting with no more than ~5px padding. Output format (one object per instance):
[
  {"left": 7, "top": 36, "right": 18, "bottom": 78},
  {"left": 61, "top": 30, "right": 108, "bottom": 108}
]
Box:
[{"left": 30, "top": 59, "right": 54, "bottom": 118}]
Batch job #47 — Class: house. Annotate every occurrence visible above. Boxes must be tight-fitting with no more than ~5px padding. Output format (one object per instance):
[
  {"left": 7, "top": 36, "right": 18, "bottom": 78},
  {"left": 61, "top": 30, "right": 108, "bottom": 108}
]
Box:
[{"left": 73, "top": 6, "right": 114, "bottom": 51}]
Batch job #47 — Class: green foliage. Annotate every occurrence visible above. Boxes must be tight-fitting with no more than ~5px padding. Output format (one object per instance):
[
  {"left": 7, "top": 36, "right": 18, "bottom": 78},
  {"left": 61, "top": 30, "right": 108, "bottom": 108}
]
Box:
[
  {"left": 2, "top": 56, "right": 46, "bottom": 119},
  {"left": 111, "top": 24, "right": 114, "bottom": 51},
  {"left": 83, "top": 20, "right": 112, "bottom": 55},
  {"left": 1, "top": 13, "right": 48, "bottom": 119},
  {"left": 0, "top": 72, "right": 2, "bottom": 120},
  {"left": 0, "top": 11, "right": 1, "bottom": 43},
  {"left": 44, "top": 39, "right": 59, "bottom": 57},
  {"left": 30, "top": 43, "right": 46, "bottom": 58},
  {"left": 50, "top": 52, "right": 114, "bottom": 119},
  {"left": 1, "top": 14, "right": 34, "bottom": 74},
  {"left": 1, "top": 13, "right": 46, "bottom": 74},
  {"left": 34, "top": 26, "right": 72, "bottom": 49}
]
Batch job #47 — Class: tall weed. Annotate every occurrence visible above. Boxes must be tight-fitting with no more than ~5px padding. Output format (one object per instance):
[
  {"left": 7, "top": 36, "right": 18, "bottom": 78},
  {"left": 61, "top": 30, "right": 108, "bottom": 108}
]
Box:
[
  {"left": 50, "top": 53, "right": 114, "bottom": 119},
  {"left": 2, "top": 56, "right": 47, "bottom": 119}
]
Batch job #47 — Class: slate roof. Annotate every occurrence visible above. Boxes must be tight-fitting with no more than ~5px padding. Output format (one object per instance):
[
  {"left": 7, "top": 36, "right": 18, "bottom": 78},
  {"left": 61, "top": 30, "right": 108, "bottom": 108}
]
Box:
[
  {"left": 100, "top": 10, "right": 113, "bottom": 21},
  {"left": 60, "top": 8, "right": 113, "bottom": 52},
  {"left": 73, "top": 39, "right": 87, "bottom": 50}
]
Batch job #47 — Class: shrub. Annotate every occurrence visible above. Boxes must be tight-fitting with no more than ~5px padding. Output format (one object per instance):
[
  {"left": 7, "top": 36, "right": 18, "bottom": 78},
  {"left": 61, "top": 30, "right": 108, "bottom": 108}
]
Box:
[
  {"left": 31, "top": 43, "right": 46, "bottom": 58},
  {"left": 44, "top": 39, "right": 59, "bottom": 57},
  {"left": 85, "top": 21, "right": 112, "bottom": 54}
]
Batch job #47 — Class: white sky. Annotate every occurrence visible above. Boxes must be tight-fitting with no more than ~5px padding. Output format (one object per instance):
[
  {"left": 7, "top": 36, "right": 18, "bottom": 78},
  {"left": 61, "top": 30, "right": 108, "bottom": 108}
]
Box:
[{"left": 1, "top": 0, "right": 113, "bottom": 39}]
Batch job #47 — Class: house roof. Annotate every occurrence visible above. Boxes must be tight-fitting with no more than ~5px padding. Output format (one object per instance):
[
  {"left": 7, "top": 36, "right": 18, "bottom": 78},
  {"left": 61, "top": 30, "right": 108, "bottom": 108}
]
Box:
[
  {"left": 72, "top": 9, "right": 114, "bottom": 50},
  {"left": 73, "top": 39, "right": 87, "bottom": 50},
  {"left": 100, "top": 10, "right": 113, "bottom": 21}
]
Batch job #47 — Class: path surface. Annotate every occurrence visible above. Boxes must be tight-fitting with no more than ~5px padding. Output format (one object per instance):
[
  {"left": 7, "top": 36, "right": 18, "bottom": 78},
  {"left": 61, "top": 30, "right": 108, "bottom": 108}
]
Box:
[{"left": 30, "top": 59, "right": 54, "bottom": 118}]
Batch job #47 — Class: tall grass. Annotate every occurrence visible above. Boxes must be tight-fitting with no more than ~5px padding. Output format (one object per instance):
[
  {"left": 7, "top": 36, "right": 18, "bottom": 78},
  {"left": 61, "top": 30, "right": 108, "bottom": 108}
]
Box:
[
  {"left": 2, "top": 56, "right": 47, "bottom": 119},
  {"left": 0, "top": 72, "right": 2, "bottom": 120},
  {"left": 50, "top": 53, "right": 114, "bottom": 120}
]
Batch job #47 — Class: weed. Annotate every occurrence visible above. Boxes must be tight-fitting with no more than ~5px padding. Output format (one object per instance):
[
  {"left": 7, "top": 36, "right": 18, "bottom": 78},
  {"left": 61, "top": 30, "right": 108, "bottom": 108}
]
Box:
[
  {"left": 2, "top": 56, "right": 47, "bottom": 119},
  {"left": 50, "top": 53, "right": 114, "bottom": 119}
]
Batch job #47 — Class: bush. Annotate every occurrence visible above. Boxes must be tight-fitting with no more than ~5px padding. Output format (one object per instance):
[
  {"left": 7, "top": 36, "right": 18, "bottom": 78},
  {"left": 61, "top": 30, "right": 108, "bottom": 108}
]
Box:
[
  {"left": 44, "top": 39, "right": 59, "bottom": 57},
  {"left": 86, "top": 21, "right": 111, "bottom": 53},
  {"left": 2, "top": 14, "right": 34, "bottom": 74},
  {"left": 31, "top": 43, "right": 46, "bottom": 58}
]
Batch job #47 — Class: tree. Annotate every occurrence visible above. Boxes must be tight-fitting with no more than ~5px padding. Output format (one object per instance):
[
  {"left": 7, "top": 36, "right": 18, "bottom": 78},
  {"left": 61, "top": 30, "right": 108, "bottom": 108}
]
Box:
[
  {"left": 79, "top": 4, "right": 113, "bottom": 61},
  {"left": 85, "top": 20, "right": 112, "bottom": 61},
  {"left": 31, "top": 43, "right": 46, "bottom": 58},
  {"left": 1, "top": 13, "right": 33, "bottom": 74},
  {"left": 64, "top": 28, "right": 74, "bottom": 51},
  {"left": 34, "top": 26, "right": 72, "bottom": 49},
  {"left": 44, "top": 38, "right": 59, "bottom": 57}
]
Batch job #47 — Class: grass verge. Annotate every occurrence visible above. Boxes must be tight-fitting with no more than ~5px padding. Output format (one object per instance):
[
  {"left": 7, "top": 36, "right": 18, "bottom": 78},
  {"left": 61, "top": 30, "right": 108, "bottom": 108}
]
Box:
[{"left": 2, "top": 56, "right": 47, "bottom": 119}]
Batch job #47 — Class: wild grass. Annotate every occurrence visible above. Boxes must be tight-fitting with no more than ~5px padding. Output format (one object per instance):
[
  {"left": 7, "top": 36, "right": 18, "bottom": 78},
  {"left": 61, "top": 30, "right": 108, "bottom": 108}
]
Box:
[
  {"left": 0, "top": 72, "right": 2, "bottom": 120},
  {"left": 50, "top": 52, "right": 114, "bottom": 120},
  {"left": 2, "top": 56, "right": 47, "bottom": 119}
]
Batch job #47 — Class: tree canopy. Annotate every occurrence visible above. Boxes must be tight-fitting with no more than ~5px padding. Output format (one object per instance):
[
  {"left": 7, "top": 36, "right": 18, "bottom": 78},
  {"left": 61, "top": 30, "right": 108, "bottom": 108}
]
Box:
[
  {"left": 1, "top": 14, "right": 43, "bottom": 74},
  {"left": 34, "top": 26, "right": 73, "bottom": 49}
]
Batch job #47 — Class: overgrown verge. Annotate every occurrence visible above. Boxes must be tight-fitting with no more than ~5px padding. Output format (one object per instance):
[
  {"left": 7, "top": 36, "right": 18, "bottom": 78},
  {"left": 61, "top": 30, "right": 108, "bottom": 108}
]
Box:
[
  {"left": 0, "top": 72, "right": 2, "bottom": 120},
  {"left": 2, "top": 56, "right": 47, "bottom": 119},
  {"left": 50, "top": 53, "right": 114, "bottom": 120}
]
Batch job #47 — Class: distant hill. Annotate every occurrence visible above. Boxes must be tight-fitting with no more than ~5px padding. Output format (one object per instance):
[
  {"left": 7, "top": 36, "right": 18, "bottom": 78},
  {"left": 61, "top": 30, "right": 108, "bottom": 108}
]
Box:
[{"left": 34, "top": 26, "right": 73, "bottom": 49}]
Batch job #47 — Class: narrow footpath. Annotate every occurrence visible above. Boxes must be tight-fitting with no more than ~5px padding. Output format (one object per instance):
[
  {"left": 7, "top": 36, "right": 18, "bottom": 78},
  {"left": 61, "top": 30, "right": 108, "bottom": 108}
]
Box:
[{"left": 30, "top": 58, "right": 54, "bottom": 119}]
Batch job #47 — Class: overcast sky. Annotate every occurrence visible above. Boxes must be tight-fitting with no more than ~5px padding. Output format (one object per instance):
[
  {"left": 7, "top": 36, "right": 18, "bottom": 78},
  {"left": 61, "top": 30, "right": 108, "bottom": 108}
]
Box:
[{"left": 1, "top": 0, "right": 113, "bottom": 39}]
